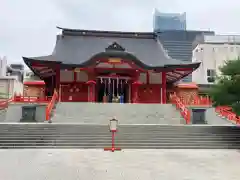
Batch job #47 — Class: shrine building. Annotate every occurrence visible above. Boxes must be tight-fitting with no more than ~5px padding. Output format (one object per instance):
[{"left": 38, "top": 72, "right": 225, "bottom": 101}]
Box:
[{"left": 23, "top": 27, "right": 200, "bottom": 103}]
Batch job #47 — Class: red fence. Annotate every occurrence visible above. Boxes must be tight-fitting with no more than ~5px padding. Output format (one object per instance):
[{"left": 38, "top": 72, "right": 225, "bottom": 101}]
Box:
[
  {"left": 170, "top": 94, "right": 212, "bottom": 124},
  {"left": 170, "top": 94, "right": 191, "bottom": 124},
  {"left": 45, "top": 90, "right": 58, "bottom": 121},
  {"left": 171, "top": 93, "right": 240, "bottom": 124},
  {"left": 13, "top": 95, "right": 52, "bottom": 103},
  {"left": 179, "top": 96, "right": 212, "bottom": 106},
  {"left": 215, "top": 106, "right": 240, "bottom": 124}
]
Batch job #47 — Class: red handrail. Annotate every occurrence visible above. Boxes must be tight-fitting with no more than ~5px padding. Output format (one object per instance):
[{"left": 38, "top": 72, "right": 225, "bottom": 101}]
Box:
[
  {"left": 46, "top": 90, "right": 58, "bottom": 121},
  {"left": 215, "top": 106, "right": 240, "bottom": 124},
  {"left": 0, "top": 100, "right": 9, "bottom": 110},
  {"left": 170, "top": 93, "right": 191, "bottom": 124},
  {"left": 170, "top": 93, "right": 240, "bottom": 124}
]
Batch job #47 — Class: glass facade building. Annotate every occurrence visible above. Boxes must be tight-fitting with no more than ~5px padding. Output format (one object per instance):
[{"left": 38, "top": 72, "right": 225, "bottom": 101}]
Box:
[{"left": 153, "top": 10, "right": 186, "bottom": 32}]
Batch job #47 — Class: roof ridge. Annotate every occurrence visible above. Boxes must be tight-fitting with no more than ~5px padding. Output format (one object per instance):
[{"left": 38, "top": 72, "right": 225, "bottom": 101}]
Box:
[{"left": 57, "top": 26, "right": 156, "bottom": 39}]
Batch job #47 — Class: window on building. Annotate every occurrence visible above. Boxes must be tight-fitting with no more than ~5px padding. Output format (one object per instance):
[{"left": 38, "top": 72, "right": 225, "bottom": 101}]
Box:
[
  {"left": 207, "top": 77, "right": 215, "bottom": 83},
  {"left": 207, "top": 69, "right": 216, "bottom": 77},
  {"left": 207, "top": 69, "right": 216, "bottom": 83}
]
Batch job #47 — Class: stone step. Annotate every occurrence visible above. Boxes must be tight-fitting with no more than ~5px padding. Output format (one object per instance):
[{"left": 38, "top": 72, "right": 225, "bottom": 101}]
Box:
[
  {"left": 0, "top": 139, "right": 239, "bottom": 143},
  {"left": 0, "top": 129, "right": 238, "bottom": 135},
  {"left": 0, "top": 134, "right": 239, "bottom": 138},
  {"left": 0, "top": 124, "right": 237, "bottom": 131},
  {"left": 1, "top": 141, "right": 239, "bottom": 145},
  {"left": 0, "top": 143, "right": 239, "bottom": 149},
  {"left": 1, "top": 145, "right": 238, "bottom": 149},
  {"left": 0, "top": 136, "right": 239, "bottom": 140},
  {"left": 0, "top": 124, "right": 239, "bottom": 149}
]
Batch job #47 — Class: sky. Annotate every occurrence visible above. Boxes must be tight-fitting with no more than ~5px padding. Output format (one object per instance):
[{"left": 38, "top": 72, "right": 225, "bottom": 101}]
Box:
[{"left": 1, "top": 0, "right": 240, "bottom": 64}]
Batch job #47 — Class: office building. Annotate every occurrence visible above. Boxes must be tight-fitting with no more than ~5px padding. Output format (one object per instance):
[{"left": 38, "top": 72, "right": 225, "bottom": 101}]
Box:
[{"left": 153, "top": 9, "right": 186, "bottom": 32}]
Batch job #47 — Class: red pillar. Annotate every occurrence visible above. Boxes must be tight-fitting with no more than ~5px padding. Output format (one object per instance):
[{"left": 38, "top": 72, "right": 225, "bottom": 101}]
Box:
[
  {"left": 87, "top": 80, "right": 96, "bottom": 102},
  {"left": 74, "top": 70, "right": 77, "bottom": 82},
  {"left": 162, "top": 72, "right": 166, "bottom": 104},
  {"left": 55, "top": 65, "right": 60, "bottom": 101},
  {"left": 132, "top": 81, "right": 141, "bottom": 103},
  {"left": 131, "top": 85, "right": 137, "bottom": 103}
]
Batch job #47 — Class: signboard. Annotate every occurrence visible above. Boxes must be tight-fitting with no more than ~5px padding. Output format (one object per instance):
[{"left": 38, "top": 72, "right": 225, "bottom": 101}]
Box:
[
  {"left": 108, "top": 58, "right": 122, "bottom": 64},
  {"left": 74, "top": 68, "right": 81, "bottom": 72}
]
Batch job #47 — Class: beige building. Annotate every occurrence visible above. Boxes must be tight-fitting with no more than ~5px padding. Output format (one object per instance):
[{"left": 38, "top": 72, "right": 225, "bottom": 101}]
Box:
[
  {"left": 0, "top": 77, "right": 23, "bottom": 99},
  {"left": 192, "top": 35, "right": 240, "bottom": 84},
  {"left": 0, "top": 56, "right": 7, "bottom": 77}
]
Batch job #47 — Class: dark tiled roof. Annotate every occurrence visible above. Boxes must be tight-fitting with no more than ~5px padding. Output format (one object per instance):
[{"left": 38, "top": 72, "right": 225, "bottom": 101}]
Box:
[
  {"left": 23, "top": 27, "right": 200, "bottom": 70},
  {"left": 25, "top": 55, "right": 55, "bottom": 62}
]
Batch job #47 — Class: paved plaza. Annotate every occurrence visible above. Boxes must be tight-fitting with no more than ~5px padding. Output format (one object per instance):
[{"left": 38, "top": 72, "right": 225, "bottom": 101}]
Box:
[{"left": 0, "top": 149, "right": 239, "bottom": 180}]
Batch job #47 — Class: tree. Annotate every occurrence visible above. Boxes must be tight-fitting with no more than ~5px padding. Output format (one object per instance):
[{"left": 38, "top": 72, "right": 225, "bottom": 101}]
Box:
[{"left": 210, "top": 57, "right": 240, "bottom": 115}]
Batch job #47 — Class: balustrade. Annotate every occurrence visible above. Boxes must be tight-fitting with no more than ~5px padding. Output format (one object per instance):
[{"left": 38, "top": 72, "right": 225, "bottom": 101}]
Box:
[
  {"left": 215, "top": 106, "right": 240, "bottom": 124},
  {"left": 170, "top": 93, "right": 191, "bottom": 124}
]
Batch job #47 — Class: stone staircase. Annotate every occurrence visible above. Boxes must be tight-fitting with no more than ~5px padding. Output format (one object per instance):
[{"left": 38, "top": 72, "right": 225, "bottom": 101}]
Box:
[
  {"left": 51, "top": 103, "right": 184, "bottom": 124},
  {"left": 0, "top": 124, "right": 239, "bottom": 149}
]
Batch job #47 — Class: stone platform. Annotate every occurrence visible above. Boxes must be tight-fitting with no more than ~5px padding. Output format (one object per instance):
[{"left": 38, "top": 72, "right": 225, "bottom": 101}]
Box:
[
  {"left": 51, "top": 103, "right": 185, "bottom": 124},
  {"left": 0, "top": 102, "right": 233, "bottom": 125}
]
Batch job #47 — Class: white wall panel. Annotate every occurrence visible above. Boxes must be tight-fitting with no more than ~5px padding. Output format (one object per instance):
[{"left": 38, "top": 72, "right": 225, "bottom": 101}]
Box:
[
  {"left": 76, "top": 71, "right": 88, "bottom": 82},
  {"left": 149, "top": 72, "right": 162, "bottom": 84},
  {"left": 60, "top": 70, "right": 74, "bottom": 82},
  {"left": 138, "top": 73, "right": 147, "bottom": 84}
]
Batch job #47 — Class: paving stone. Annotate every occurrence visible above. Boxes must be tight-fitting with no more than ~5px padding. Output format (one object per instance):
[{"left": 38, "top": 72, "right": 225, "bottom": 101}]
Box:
[{"left": 0, "top": 149, "right": 239, "bottom": 180}]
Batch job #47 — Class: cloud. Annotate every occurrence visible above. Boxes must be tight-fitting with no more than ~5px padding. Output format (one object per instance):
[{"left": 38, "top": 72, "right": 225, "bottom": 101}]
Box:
[
  {"left": 0, "top": 0, "right": 240, "bottom": 65},
  {"left": 53, "top": 0, "right": 159, "bottom": 31},
  {"left": 0, "top": 0, "right": 62, "bottom": 63}
]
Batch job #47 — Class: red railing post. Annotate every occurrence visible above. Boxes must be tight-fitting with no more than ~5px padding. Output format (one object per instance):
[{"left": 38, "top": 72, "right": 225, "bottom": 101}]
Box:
[
  {"left": 45, "top": 89, "right": 58, "bottom": 121},
  {"left": 170, "top": 93, "right": 191, "bottom": 124},
  {"left": 215, "top": 106, "right": 240, "bottom": 124}
]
